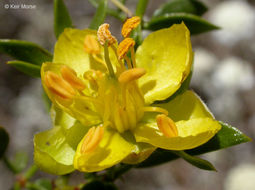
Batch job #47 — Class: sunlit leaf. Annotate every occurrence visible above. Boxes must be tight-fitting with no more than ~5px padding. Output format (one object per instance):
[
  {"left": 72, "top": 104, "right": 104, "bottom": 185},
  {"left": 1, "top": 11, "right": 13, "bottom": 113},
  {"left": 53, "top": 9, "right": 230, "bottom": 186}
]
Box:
[
  {"left": 0, "top": 40, "right": 52, "bottom": 65},
  {"left": 7, "top": 60, "right": 41, "bottom": 78},
  {"left": 144, "top": 13, "right": 220, "bottom": 35},
  {"left": 54, "top": 0, "right": 73, "bottom": 38},
  {"left": 153, "top": 0, "right": 208, "bottom": 17}
]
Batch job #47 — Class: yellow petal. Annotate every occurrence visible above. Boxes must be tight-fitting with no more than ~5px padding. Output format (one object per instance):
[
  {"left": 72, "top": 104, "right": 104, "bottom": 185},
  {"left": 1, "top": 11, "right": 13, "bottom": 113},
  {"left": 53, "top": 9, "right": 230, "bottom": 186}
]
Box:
[
  {"left": 134, "top": 118, "right": 221, "bottom": 150},
  {"left": 136, "top": 23, "right": 192, "bottom": 104},
  {"left": 74, "top": 128, "right": 135, "bottom": 172},
  {"left": 157, "top": 90, "right": 214, "bottom": 121},
  {"left": 122, "top": 142, "right": 156, "bottom": 164},
  {"left": 54, "top": 28, "right": 98, "bottom": 75}
]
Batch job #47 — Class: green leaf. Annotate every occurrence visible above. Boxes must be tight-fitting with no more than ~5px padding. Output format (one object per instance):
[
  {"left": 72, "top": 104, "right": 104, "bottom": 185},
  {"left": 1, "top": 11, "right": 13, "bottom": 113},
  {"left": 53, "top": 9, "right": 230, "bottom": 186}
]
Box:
[
  {"left": 173, "top": 151, "right": 216, "bottom": 171},
  {"left": 136, "top": 122, "right": 251, "bottom": 168},
  {"left": 89, "top": 0, "right": 107, "bottom": 30},
  {"left": 135, "top": 0, "right": 149, "bottom": 18},
  {"left": 7, "top": 60, "right": 41, "bottom": 78},
  {"left": 82, "top": 180, "right": 118, "bottom": 190},
  {"left": 153, "top": 0, "right": 208, "bottom": 17},
  {"left": 144, "top": 13, "right": 220, "bottom": 35},
  {"left": 4, "top": 152, "right": 28, "bottom": 174},
  {"left": 54, "top": 0, "right": 73, "bottom": 38},
  {"left": 0, "top": 40, "right": 52, "bottom": 65},
  {"left": 0, "top": 127, "right": 9, "bottom": 159}
]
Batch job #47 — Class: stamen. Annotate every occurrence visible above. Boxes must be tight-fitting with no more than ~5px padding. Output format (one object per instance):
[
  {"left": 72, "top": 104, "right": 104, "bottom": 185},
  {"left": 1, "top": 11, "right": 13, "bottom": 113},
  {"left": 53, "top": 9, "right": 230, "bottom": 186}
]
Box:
[
  {"left": 60, "top": 66, "right": 86, "bottom": 91},
  {"left": 143, "top": 107, "right": 168, "bottom": 115},
  {"left": 118, "top": 68, "right": 146, "bottom": 83},
  {"left": 156, "top": 114, "right": 178, "bottom": 138},
  {"left": 97, "top": 24, "right": 117, "bottom": 46},
  {"left": 124, "top": 56, "right": 132, "bottom": 69},
  {"left": 81, "top": 125, "right": 104, "bottom": 154},
  {"left": 121, "top": 16, "right": 141, "bottom": 38},
  {"left": 84, "top": 35, "right": 100, "bottom": 54},
  {"left": 104, "top": 41, "right": 115, "bottom": 77},
  {"left": 117, "top": 38, "right": 135, "bottom": 60},
  {"left": 111, "top": 45, "right": 125, "bottom": 71},
  {"left": 92, "top": 54, "right": 106, "bottom": 66},
  {"left": 130, "top": 46, "right": 136, "bottom": 68},
  {"left": 44, "top": 71, "right": 75, "bottom": 99}
]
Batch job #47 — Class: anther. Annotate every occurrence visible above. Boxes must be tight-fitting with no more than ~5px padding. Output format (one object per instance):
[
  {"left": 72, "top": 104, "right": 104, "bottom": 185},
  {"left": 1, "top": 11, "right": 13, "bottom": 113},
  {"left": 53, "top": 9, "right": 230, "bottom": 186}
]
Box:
[
  {"left": 61, "top": 66, "right": 86, "bottom": 91},
  {"left": 84, "top": 35, "right": 100, "bottom": 54},
  {"left": 117, "top": 38, "right": 135, "bottom": 60},
  {"left": 156, "top": 114, "right": 178, "bottom": 138},
  {"left": 118, "top": 68, "right": 146, "bottom": 83},
  {"left": 44, "top": 71, "right": 75, "bottom": 99},
  {"left": 81, "top": 126, "right": 104, "bottom": 154},
  {"left": 121, "top": 16, "right": 141, "bottom": 38},
  {"left": 97, "top": 24, "right": 117, "bottom": 46}
]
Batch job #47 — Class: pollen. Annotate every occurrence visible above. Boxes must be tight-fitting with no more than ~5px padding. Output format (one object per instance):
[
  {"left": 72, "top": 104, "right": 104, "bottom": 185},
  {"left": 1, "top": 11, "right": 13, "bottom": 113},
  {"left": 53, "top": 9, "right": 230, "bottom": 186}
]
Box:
[
  {"left": 118, "top": 68, "right": 146, "bottom": 83},
  {"left": 121, "top": 16, "right": 141, "bottom": 38},
  {"left": 81, "top": 126, "right": 104, "bottom": 153},
  {"left": 97, "top": 24, "right": 117, "bottom": 46},
  {"left": 156, "top": 114, "right": 178, "bottom": 138},
  {"left": 84, "top": 35, "right": 100, "bottom": 54},
  {"left": 60, "top": 66, "right": 86, "bottom": 91},
  {"left": 44, "top": 71, "right": 76, "bottom": 99},
  {"left": 117, "top": 38, "right": 135, "bottom": 60}
]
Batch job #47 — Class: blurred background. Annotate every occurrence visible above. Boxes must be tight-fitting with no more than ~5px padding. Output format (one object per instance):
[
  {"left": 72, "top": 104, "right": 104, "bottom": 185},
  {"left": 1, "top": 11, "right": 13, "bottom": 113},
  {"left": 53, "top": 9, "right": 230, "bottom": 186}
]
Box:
[{"left": 0, "top": 0, "right": 254, "bottom": 189}]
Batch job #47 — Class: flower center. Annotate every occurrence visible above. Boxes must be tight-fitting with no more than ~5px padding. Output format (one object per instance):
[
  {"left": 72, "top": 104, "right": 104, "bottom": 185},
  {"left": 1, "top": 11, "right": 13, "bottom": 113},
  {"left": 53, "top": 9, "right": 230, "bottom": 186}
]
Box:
[{"left": 45, "top": 17, "right": 171, "bottom": 134}]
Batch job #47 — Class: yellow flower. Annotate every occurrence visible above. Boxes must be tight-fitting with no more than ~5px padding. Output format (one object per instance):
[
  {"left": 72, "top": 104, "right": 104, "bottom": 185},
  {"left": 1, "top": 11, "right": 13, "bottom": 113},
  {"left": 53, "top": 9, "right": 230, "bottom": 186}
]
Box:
[{"left": 35, "top": 17, "right": 221, "bottom": 174}]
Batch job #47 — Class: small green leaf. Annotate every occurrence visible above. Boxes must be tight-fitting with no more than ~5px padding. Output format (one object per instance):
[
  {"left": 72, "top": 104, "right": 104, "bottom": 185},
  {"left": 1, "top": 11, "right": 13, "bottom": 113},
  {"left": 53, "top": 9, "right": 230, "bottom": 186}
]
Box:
[
  {"left": 153, "top": 0, "right": 208, "bottom": 17},
  {"left": 89, "top": 0, "right": 107, "bottom": 30},
  {"left": 173, "top": 151, "right": 216, "bottom": 171},
  {"left": 82, "top": 180, "right": 118, "bottom": 190},
  {"left": 4, "top": 152, "right": 28, "bottom": 174},
  {"left": 54, "top": 0, "right": 73, "bottom": 38},
  {"left": 7, "top": 60, "right": 41, "bottom": 78},
  {"left": 0, "top": 127, "right": 9, "bottom": 159},
  {"left": 144, "top": 13, "right": 220, "bottom": 35},
  {"left": 0, "top": 40, "right": 52, "bottom": 65},
  {"left": 136, "top": 122, "right": 251, "bottom": 168}
]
